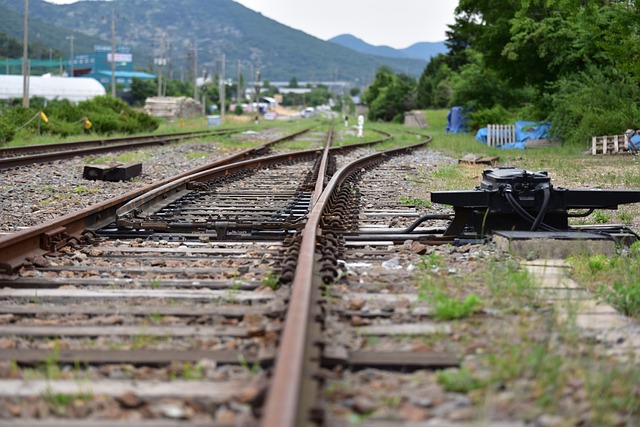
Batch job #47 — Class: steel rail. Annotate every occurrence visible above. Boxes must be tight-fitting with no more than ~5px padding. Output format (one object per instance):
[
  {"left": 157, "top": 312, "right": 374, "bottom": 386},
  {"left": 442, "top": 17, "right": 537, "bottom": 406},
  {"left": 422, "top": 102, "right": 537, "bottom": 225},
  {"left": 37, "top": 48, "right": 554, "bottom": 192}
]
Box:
[
  {"left": 0, "top": 128, "right": 312, "bottom": 273},
  {"left": 114, "top": 129, "right": 391, "bottom": 224},
  {"left": 261, "top": 135, "right": 432, "bottom": 427},
  {"left": 0, "top": 129, "right": 231, "bottom": 158},
  {"left": 313, "top": 128, "right": 333, "bottom": 204},
  {"left": 0, "top": 129, "right": 245, "bottom": 170}
]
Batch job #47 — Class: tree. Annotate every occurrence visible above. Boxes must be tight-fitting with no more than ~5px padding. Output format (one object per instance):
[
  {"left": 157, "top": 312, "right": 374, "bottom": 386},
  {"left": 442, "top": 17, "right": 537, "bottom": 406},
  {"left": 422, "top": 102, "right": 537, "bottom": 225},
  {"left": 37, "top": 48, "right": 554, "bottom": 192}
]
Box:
[
  {"left": 364, "top": 67, "right": 416, "bottom": 122},
  {"left": 288, "top": 76, "right": 299, "bottom": 88},
  {"left": 416, "top": 54, "right": 453, "bottom": 109},
  {"left": 130, "top": 78, "right": 157, "bottom": 106}
]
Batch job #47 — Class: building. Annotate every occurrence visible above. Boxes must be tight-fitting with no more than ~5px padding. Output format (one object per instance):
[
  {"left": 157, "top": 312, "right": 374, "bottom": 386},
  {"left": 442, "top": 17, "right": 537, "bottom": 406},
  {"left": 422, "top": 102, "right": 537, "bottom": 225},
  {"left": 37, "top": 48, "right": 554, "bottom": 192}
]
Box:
[
  {"left": 71, "top": 45, "right": 155, "bottom": 91},
  {"left": 0, "top": 74, "right": 106, "bottom": 103}
]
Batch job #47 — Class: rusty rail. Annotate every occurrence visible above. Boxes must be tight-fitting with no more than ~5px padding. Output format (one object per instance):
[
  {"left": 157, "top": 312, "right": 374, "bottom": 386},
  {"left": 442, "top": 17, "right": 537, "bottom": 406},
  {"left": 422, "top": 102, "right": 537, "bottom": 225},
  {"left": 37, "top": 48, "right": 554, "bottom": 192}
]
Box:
[{"left": 261, "top": 136, "right": 431, "bottom": 427}]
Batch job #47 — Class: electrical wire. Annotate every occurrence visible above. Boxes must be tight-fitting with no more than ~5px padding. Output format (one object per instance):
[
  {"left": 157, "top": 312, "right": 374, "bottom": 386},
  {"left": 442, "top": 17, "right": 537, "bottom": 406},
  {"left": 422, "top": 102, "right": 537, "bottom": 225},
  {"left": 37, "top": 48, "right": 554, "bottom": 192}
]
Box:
[{"left": 530, "top": 186, "right": 551, "bottom": 231}]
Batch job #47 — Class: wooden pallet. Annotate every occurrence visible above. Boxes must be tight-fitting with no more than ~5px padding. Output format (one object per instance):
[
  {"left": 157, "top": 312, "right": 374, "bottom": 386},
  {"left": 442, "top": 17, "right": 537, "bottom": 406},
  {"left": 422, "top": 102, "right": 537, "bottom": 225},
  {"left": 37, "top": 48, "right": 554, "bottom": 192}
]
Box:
[
  {"left": 591, "top": 134, "right": 630, "bottom": 155},
  {"left": 458, "top": 154, "right": 500, "bottom": 166}
]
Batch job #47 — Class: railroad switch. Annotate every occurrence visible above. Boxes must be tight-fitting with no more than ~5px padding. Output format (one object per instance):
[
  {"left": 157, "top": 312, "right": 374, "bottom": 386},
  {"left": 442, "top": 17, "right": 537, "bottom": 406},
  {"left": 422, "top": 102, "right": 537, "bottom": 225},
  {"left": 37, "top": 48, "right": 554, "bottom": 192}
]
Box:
[{"left": 431, "top": 167, "right": 640, "bottom": 242}]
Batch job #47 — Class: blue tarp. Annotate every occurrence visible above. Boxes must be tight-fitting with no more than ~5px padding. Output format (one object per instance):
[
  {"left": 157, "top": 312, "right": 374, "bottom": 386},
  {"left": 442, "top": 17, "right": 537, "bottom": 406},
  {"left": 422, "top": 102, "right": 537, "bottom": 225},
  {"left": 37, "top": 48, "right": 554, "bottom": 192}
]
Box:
[
  {"left": 475, "top": 120, "right": 551, "bottom": 149},
  {"left": 446, "top": 106, "right": 467, "bottom": 133}
]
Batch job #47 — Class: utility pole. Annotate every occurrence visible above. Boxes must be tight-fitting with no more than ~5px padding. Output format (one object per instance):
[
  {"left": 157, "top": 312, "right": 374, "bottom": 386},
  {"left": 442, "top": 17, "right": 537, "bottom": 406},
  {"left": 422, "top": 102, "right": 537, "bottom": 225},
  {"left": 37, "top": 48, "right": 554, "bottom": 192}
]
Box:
[
  {"left": 193, "top": 40, "right": 198, "bottom": 100},
  {"left": 236, "top": 60, "right": 241, "bottom": 102},
  {"left": 66, "top": 35, "right": 75, "bottom": 76},
  {"left": 220, "top": 54, "right": 226, "bottom": 122},
  {"left": 22, "top": 0, "right": 29, "bottom": 107},
  {"left": 155, "top": 34, "right": 166, "bottom": 97},
  {"left": 111, "top": 7, "right": 116, "bottom": 97},
  {"left": 254, "top": 69, "right": 261, "bottom": 108}
]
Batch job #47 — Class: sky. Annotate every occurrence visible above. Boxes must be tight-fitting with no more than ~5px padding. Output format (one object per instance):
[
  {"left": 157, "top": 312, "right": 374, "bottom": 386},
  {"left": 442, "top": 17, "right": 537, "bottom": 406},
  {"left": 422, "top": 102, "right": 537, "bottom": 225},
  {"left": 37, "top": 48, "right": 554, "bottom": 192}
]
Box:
[{"left": 43, "top": 0, "right": 458, "bottom": 48}]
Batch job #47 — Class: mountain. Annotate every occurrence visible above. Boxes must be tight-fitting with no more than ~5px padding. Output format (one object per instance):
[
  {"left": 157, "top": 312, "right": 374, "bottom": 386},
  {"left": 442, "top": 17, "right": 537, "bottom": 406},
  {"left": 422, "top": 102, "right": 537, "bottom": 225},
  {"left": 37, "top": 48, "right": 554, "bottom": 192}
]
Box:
[
  {"left": 0, "top": 0, "right": 429, "bottom": 82},
  {"left": 329, "top": 34, "right": 447, "bottom": 62}
]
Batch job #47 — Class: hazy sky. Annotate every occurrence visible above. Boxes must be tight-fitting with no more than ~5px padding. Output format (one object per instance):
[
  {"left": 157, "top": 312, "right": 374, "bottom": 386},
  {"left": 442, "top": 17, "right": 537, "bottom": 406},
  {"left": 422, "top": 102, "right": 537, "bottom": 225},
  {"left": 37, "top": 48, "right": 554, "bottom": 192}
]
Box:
[{"left": 43, "top": 0, "right": 458, "bottom": 48}]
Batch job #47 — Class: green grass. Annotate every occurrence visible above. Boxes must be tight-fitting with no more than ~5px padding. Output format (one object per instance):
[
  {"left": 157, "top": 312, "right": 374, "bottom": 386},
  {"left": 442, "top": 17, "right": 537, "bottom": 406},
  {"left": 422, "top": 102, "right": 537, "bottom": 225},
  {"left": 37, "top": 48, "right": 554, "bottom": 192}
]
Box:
[
  {"left": 399, "top": 195, "right": 431, "bottom": 209},
  {"left": 437, "top": 367, "right": 488, "bottom": 393},
  {"left": 416, "top": 258, "right": 483, "bottom": 320},
  {"left": 185, "top": 151, "right": 212, "bottom": 160},
  {"left": 570, "top": 245, "right": 640, "bottom": 318},
  {"left": 41, "top": 387, "right": 93, "bottom": 415},
  {"left": 262, "top": 271, "right": 280, "bottom": 290}
]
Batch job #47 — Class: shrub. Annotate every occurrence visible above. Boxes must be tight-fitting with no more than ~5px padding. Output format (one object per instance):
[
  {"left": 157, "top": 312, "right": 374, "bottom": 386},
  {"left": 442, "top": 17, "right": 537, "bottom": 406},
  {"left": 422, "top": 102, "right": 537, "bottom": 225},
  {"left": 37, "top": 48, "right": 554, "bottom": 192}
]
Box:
[
  {"left": 468, "top": 105, "right": 512, "bottom": 129},
  {"left": 549, "top": 65, "right": 640, "bottom": 146}
]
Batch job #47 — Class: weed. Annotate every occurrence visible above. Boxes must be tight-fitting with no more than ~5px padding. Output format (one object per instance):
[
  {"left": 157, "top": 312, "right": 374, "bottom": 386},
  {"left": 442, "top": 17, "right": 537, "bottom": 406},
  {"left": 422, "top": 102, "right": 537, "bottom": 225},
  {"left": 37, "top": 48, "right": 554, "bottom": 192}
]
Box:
[
  {"left": 417, "top": 251, "right": 443, "bottom": 271},
  {"left": 148, "top": 313, "right": 164, "bottom": 323},
  {"left": 237, "top": 354, "right": 262, "bottom": 374},
  {"left": 149, "top": 278, "right": 162, "bottom": 289},
  {"left": 365, "top": 336, "right": 378, "bottom": 348},
  {"left": 226, "top": 281, "right": 242, "bottom": 304},
  {"left": 484, "top": 260, "right": 536, "bottom": 309},
  {"left": 181, "top": 362, "right": 204, "bottom": 381},
  {"left": 598, "top": 280, "right": 640, "bottom": 317},
  {"left": 617, "top": 211, "right": 634, "bottom": 224},
  {"left": 72, "top": 185, "right": 97, "bottom": 194},
  {"left": 437, "top": 367, "right": 486, "bottom": 393},
  {"left": 418, "top": 276, "right": 482, "bottom": 320},
  {"left": 41, "top": 386, "right": 93, "bottom": 415},
  {"left": 262, "top": 271, "right": 280, "bottom": 290},
  {"left": 587, "top": 254, "right": 609, "bottom": 272},
  {"left": 433, "top": 293, "right": 482, "bottom": 320},
  {"left": 571, "top": 251, "right": 640, "bottom": 318},
  {"left": 585, "top": 363, "right": 640, "bottom": 423},
  {"left": 131, "top": 333, "right": 165, "bottom": 349},
  {"left": 399, "top": 195, "right": 431, "bottom": 209},
  {"left": 593, "top": 210, "right": 612, "bottom": 224}
]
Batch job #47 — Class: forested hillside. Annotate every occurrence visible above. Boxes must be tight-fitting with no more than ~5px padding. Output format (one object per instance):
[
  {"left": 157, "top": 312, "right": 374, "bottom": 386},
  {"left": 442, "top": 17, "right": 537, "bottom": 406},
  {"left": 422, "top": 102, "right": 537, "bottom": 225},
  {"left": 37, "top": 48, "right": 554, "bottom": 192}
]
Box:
[{"left": 0, "top": 0, "right": 427, "bottom": 82}]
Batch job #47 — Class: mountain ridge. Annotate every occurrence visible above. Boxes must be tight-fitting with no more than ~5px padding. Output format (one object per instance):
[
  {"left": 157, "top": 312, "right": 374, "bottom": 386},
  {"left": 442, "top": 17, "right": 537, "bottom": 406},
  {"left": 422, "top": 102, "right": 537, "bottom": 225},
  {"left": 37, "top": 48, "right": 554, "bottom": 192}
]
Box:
[
  {"left": 0, "top": 0, "right": 430, "bottom": 82},
  {"left": 329, "top": 34, "right": 447, "bottom": 62}
]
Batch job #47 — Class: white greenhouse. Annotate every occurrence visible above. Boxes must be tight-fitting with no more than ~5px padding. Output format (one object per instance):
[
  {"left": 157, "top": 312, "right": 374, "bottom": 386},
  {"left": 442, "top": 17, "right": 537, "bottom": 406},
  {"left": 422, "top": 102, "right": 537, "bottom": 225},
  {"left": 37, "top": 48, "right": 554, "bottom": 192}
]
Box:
[{"left": 0, "top": 75, "right": 106, "bottom": 103}]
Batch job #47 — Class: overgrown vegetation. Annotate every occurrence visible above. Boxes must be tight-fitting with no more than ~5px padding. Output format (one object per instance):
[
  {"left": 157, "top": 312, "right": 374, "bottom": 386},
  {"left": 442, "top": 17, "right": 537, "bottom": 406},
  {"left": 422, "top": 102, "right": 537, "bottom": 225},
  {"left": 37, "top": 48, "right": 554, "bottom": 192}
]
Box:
[
  {"left": 364, "top": 1, "right": 640, "bottom": 145},
  {"left": 569, "top": 242, "right": 640, "bottom": 318},
  {"left": 0, "top": 96, "right": 159, "bottom": 145}
]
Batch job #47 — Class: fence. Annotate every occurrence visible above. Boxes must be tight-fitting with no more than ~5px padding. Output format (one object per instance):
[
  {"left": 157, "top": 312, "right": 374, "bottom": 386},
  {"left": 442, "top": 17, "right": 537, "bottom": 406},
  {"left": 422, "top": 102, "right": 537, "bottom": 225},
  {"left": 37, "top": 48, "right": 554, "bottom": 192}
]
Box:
[{"left": 487, "top": 124, "right": 515, "bottom": 147}]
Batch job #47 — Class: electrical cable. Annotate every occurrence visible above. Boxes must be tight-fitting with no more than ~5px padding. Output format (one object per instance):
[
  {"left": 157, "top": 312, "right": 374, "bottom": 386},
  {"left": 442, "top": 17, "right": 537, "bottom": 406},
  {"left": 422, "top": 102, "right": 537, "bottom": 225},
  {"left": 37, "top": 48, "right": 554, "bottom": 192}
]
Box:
[
  {"left": 530, "top": 186, "right": 551, "bottom": 231},
  {"left": 503, "top": 190, "right": 559, "bottom": 232}
]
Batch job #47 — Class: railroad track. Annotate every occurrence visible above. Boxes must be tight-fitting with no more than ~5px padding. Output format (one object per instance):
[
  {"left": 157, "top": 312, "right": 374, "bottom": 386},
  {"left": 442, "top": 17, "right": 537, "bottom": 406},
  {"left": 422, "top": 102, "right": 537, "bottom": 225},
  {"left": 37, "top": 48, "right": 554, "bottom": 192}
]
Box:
[
  {"left": 0, "top": 128, "right": 244, "bottom": 170},
  {"left": 0, "top": 125, "right": 461, "bottom": 426}
]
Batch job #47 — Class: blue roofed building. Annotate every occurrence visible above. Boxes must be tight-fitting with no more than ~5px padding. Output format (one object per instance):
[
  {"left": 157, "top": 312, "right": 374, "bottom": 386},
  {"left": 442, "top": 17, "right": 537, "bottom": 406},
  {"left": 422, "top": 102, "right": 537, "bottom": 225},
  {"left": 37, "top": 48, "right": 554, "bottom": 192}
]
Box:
[{"left": 71, "top": 45, "right": 155, "bottom": 91}]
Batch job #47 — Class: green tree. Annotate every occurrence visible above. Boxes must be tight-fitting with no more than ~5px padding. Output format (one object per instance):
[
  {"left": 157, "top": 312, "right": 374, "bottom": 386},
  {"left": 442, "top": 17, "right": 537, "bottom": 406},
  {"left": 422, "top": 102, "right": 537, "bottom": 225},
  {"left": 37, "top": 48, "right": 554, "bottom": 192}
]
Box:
[
  {"left": 549, "top": 65, "right": 640, "bottom": 146},
  {"left": 416, "top": 54, "right": 453, "bottom": 108},
  {"left": 364, "top": 67, "right": 416, "bottom": 122},
  {"left": 130, "top": 78, "right": 157, "bottom": 106}
]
